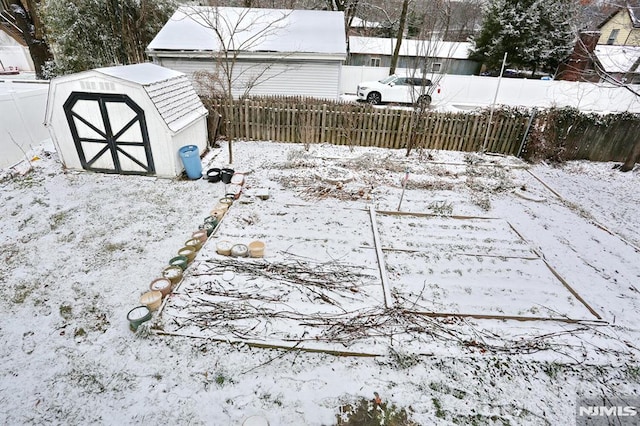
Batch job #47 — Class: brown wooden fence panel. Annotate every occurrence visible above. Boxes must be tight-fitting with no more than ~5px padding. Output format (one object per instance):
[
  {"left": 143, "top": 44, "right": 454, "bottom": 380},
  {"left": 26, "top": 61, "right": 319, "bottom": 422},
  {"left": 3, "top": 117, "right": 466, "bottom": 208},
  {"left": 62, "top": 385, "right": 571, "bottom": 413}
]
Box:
[{"left": 204, "top": 97, "right": 639, "bottom": 161}]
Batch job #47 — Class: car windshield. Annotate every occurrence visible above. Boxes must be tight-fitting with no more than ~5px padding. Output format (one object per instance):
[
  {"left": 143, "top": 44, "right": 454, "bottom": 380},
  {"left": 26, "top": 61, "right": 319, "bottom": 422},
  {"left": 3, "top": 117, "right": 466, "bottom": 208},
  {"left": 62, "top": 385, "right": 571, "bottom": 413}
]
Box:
[{"left": 378, "top": 75, "right": 397, "bottom": 84}]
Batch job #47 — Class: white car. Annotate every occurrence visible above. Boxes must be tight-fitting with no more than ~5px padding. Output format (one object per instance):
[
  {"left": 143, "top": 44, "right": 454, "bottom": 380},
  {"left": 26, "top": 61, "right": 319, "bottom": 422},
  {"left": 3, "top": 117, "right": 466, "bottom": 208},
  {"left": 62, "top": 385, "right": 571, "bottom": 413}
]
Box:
[{"left": 357, "top": 75, "right": 438, "bottom": 106}]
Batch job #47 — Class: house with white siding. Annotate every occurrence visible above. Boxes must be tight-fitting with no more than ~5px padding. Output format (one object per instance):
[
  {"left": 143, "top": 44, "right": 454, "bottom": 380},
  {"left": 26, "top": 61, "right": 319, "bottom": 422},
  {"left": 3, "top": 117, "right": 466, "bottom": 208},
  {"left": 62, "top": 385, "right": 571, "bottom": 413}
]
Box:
[
  {"left": 347, "top": 36, "right": 479, "bottom": 75},
  {"left": 146, "top": 6, "right": 347, "bottom": 100}
]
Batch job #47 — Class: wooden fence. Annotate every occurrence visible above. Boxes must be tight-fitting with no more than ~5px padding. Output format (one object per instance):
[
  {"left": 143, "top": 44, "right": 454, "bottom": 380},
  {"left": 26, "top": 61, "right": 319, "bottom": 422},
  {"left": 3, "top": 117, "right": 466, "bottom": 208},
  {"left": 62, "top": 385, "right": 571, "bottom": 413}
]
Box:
[
  {"left": 206, "top": 97, "right": 640, "bottom": 162},
  {"left": 210, "top": 98, "right": 530, "bottom": 156},
  {"left": 527, "top": 111, "right": 640, "bottom": 163}
]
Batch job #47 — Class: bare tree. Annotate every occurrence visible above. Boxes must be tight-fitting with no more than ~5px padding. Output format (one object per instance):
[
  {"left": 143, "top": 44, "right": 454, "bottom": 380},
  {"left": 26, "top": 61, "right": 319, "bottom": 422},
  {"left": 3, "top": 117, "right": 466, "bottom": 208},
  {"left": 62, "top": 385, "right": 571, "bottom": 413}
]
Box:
[
  {"left": 402, "top": 0, "right": 479, "bottom": 155},
  {"left": 389, "top": 0, "right": 408, "bottom": 74},
  {"left": 181, "top": 6, "right": 292, "bottom": 99},
  {"left": 179, "top": 6, "right": 294, "bottom": 162}
]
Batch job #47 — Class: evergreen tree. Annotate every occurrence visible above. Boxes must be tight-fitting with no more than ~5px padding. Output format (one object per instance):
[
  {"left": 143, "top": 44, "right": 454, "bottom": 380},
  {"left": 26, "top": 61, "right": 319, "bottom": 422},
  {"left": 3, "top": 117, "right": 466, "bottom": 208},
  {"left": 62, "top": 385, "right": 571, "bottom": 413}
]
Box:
[
  {"left": 40, "top": 0, "right": 176, "bottom": 76},
  {"left": 472, "top": 0, "right": 577, "bottom": 75}
]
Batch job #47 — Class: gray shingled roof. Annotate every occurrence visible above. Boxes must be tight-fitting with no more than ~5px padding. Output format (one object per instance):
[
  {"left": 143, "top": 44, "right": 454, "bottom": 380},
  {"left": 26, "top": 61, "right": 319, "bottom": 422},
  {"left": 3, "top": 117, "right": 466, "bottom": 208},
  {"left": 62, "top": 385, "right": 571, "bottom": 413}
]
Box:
[
  {"left": 143, "top": 75, "right": 206, "bottom": 133},
  {"left": 96, "top": 63, "right": 207, "bottom": 133}
]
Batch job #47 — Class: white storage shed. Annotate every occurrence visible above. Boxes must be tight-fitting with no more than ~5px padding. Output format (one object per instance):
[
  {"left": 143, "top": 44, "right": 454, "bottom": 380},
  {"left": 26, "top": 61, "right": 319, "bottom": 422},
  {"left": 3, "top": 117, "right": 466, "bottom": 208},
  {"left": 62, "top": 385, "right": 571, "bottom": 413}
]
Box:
[
  {"left": 45, "top": 63, "right": 208, "bottom": 177},
  {"left": 146, "top": 7, "right": 347, "bottom": 100}
]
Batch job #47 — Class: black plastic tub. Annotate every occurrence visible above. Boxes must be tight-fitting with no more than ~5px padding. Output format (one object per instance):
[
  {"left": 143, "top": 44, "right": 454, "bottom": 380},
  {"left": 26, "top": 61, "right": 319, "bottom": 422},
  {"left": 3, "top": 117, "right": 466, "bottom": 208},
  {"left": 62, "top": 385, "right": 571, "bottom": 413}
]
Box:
[
  {"left": 206, "top": 168, "right": 222, "bottom": 183},
  {"left": 221, "top": 168, "right": 234, "bottom": 184}
]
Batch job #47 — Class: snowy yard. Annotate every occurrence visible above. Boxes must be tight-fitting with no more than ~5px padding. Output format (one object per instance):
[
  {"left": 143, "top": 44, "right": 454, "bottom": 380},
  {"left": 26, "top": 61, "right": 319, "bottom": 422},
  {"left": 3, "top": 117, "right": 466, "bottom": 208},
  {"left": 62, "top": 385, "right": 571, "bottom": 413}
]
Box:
[{"left": 1, "top": 140, "right": 639, "bottom": 425}]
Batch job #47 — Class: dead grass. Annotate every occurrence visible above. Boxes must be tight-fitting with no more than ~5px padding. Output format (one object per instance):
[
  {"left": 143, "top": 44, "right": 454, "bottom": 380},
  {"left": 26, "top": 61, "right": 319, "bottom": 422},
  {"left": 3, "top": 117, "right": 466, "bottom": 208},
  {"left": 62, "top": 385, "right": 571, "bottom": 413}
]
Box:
[{"left": 336, "top": 395, "right": 418, "bottom": 426}]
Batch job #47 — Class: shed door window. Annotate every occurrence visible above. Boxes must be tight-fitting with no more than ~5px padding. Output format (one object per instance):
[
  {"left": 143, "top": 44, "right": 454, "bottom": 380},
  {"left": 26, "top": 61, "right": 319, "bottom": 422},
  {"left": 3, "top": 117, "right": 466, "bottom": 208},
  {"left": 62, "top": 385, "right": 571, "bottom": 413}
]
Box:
[{"left": 63, "top": 92, "right": 155, "bottom": 175}]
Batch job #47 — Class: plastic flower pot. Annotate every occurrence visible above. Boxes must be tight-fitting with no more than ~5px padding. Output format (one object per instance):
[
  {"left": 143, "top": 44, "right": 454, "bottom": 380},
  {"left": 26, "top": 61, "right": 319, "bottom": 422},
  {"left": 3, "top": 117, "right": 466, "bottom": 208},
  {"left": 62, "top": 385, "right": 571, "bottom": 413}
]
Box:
[
  {"left": 230, "top": 244, "right": 249, "bottom": 258},
  {"left": 127, "top": 305, "right": 152, "bottom": 332},
  {"left": 200, "top": 221, "right": 217, "bottom": 237},
  {"left": 162, "top": 265, "right": 183, "bottom": 285},
  {"left": 206, "top": 168, "right": 222, "bottom": 183},
  {"left": 178, "top": 246, "right": 197, "bottom": 262},
  {"left": 149, "top": 277, "right": 172, "bottom": 297},
  {"left": 220, "top": 168, "right": 234, "bottom": 184},
  {"left": 212, "top": 202, "right": 229, "bottom": 213},
  {"left": 248, "top": 240, "right": 266, "bottom": 258},
  {"left": 216, "top": 240, "right": 233, "bottom": 256},
  {"left": 169, "top": 255, "right": 189, "bottom": 271},
  {"left": 204, "top": 215, "right": 219, "bottom": 226},
  {"left": 209, "top": 209, "right": 226, "bottom": 221},
  {"left": 185, "top": 238, "right": 202, "bottom": 251},
  {"left": 230, "top": 173, "right": 245, "bottom": 186},
  {"left": 140, "top": 290, "right": 163, "bottom": 311},
  {"left": 226, "top": 187, "right": 243, "bottom": 200},
  {"left": 219, "top": 197, "right": 234, "bottom": 207},
  {"left": 242, "top": 415, "right": 269, "bottom": 426},
  {"left": 192, "top": 230, "right": 208, "bottom": 244}
]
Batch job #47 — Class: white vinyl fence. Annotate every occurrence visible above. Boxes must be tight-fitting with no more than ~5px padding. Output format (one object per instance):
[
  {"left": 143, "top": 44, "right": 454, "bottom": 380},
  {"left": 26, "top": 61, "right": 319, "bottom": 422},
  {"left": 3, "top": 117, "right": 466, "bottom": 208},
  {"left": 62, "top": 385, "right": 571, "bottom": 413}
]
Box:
[
  {"left": 0, "top": 80, "right": 49, "bottom": 169},
  {"left": 341, "top": 65, "right": 640, "bottom": 113}
]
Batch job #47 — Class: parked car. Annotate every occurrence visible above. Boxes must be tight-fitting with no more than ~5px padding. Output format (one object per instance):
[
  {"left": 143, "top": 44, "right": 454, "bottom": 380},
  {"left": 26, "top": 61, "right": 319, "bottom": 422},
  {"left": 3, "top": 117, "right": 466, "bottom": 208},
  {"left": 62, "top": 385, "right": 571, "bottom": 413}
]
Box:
[{"left": 357, "top": 75, "right": 438, "bottom": 106}]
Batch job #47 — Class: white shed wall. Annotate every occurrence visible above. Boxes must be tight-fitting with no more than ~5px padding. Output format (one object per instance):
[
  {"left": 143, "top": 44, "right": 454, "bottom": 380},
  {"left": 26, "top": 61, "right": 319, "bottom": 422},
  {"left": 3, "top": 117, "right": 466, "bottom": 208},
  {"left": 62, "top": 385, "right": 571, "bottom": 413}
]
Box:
[{"left": 169, "top": 118, "right": 209, "bottom": 176}]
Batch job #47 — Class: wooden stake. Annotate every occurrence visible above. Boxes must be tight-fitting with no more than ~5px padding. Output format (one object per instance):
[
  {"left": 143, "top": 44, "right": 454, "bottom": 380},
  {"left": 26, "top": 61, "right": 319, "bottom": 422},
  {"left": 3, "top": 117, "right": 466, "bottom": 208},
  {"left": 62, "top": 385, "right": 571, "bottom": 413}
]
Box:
[
  {"left": 397, "top": 169, "right": 409, "bottom": 211},
  {"left": 369, "top": 205, "right": 393, "bottom": 308}
]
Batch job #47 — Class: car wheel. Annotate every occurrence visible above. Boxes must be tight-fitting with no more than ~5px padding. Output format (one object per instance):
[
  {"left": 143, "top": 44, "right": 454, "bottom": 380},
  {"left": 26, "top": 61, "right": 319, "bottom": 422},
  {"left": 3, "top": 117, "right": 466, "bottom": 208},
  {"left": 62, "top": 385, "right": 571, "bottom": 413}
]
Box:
[
  {"left": 367, "top": 92, "right": 382, "bottom": 105},
  {"left": 417, "top": 94, "right": 432, "bottom": 106}
]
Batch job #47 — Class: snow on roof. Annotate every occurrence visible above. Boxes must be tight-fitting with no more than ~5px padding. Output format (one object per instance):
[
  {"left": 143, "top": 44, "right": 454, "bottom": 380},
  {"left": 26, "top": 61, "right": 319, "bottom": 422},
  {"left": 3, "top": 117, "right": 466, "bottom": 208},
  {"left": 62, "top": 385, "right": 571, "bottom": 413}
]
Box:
[
  {"left": 349, "top": 36, "right": 472, "bottom": 60},
  {"left": 95, "top": 63, "right": 183, "bottom": 86},
  {"left": 96, "top": 63, "right": 206, "bottom": 133},
  {"left": 350, "top": 17, "right": 383, "bottom": 28},
  {"left": 594, "top": 45, "right": 640, "bottom": 73},
  {"left": 147, "top": 6, "right": 346, "bottom": 55}
]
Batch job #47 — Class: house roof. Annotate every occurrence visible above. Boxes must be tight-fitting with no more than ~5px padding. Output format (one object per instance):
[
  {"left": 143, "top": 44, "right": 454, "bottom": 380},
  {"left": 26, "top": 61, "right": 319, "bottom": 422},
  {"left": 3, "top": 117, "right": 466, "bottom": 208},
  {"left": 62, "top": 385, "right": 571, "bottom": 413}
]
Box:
[
  {"left": 598, "top": 7, "right": 640, "bottom": 29},
  {"left": 147, "top": 6, "right": 346, "bottom": 56},
  {"left": 594, "top": 45, "right": 640, "bottom": 73},
  {"left": 47, "top": 63, "right": 207, "bottom": 133},
  {"left": 349, "top": 36, "right": 472, "bottom": 59}
]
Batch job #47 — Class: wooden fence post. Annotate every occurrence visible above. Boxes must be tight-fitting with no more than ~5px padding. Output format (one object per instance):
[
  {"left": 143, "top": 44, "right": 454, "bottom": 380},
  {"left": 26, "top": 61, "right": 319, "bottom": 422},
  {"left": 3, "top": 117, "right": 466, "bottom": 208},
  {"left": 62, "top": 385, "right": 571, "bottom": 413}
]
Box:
[{"left": 244, "top": 99, "right": 250, "bottom": 139}]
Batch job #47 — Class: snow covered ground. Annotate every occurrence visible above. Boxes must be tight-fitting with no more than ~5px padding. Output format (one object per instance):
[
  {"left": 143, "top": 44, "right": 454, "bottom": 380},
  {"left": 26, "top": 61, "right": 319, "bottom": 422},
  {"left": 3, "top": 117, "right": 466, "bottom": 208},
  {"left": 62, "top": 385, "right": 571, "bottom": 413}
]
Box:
[{"left": 1, "top": 140, "right": 639, "bottom": 425}]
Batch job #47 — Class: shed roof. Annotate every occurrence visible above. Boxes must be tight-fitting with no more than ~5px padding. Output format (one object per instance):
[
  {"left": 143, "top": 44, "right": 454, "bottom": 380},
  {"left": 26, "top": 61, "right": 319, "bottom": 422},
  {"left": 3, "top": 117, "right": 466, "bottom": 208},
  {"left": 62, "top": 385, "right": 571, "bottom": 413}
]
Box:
[
  {"left": 96, "top": 63, "right": 206, "bottom": 133},
  {"left": 594, "top": 45, "right": 640, "bottom": 73},
  {"left": 147, "top": 6, "right": 346, "bottom": 55},
  {"left": 349, "top": 36, "right": 472, "bottom": 59},
  {"left": 95, "top": 62, "right": 183, "bottom": 85},
  {"left": 47, "top": 63, "right": 207, "bottom": 133}
]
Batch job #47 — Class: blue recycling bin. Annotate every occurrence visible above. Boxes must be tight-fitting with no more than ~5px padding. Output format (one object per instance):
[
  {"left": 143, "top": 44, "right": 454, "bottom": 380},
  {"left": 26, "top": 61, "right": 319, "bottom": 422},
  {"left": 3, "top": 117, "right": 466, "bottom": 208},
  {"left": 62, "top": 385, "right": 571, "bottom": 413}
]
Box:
[{"left": 178, "top": 145, "right": 202, "bottom": 179}]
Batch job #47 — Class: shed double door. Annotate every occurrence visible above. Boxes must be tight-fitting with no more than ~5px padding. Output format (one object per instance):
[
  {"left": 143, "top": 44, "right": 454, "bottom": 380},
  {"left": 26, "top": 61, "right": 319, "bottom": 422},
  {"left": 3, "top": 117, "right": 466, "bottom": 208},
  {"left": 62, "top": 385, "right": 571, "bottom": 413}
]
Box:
[{"left": 63, "top": 92, "right": 155, "bottom": 175}]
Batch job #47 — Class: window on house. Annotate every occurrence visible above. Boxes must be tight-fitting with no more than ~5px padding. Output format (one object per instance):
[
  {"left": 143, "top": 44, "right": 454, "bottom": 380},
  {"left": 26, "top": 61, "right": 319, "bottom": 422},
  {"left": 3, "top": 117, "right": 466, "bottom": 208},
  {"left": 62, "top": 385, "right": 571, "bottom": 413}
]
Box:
[
  {"left": 607, "top": 29, "right": 620, "bottom": 45},
  {"left": 431, "top": 63, "right": 442, "bottom": 73},
  {"left": 370, "top": 57, "right": 381, "bottom": 67}
]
